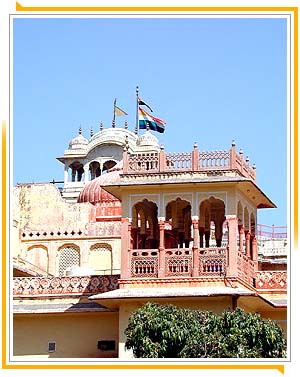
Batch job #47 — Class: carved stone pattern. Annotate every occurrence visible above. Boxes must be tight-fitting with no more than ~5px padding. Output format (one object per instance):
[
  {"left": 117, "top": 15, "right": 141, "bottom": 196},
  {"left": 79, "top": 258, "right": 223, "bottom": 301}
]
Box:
[
  {"left": 255, "top": 271, "right": 287, "bottom": 290},
  {"left": 199, "top": 150, "right": 230, "bottom": 169},
  {"left": 165, "top": 249, "right": 192, "bottom": 276},
  {"left": 199, "top": 248, "right": 226, "bottom": 276},
  {"left": 165, "top": 152, "right": 191, "bottom": 170},
  {"left": 13, "top": 275, "right": 120, "bottom": 296},
  {"left": 128, "top": 153, "right": 159, "bottom": 172},
  {"left": 130, "top": 250, "right": 158, "bottom": 277}
]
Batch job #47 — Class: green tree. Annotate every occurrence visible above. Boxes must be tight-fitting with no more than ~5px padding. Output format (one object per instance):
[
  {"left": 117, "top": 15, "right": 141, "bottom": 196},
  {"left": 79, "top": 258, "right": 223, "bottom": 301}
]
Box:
[{"left": 125, "top": 302, "right": 286, "bottom": 358}]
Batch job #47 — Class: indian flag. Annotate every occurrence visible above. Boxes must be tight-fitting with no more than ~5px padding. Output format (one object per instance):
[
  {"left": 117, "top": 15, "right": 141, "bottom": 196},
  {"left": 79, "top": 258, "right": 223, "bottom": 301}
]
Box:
[{"left": 138, "top": 107, "right": 166, "bottom": 133}]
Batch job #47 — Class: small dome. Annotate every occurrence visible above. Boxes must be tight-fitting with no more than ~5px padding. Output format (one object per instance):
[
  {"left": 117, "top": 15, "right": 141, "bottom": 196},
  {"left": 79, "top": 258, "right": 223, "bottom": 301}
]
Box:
[
  {"left": 78, "top": 162, "right": 122, "bottom": 205},
  {"left": 136, "top": 130, "right": 160, "bottom": 149},
  {"left": 69, "top": 128, "right": 88, "bottom": 149}
]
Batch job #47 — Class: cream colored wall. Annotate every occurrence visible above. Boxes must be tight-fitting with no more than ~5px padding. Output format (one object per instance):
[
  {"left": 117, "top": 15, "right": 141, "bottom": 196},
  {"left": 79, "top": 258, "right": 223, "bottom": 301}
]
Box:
[{"left": 13, "top": 311, "right": 119, "bottom": 359}]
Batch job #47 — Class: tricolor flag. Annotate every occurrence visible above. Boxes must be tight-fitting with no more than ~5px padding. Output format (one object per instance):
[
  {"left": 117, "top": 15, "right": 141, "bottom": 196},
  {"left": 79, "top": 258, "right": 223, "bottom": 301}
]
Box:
[
  {"left": 138, "top": 97, "right": 153, "bottom": 112},
  {"left": 138, "top": 107, "right": 166, "bottom": 133}
]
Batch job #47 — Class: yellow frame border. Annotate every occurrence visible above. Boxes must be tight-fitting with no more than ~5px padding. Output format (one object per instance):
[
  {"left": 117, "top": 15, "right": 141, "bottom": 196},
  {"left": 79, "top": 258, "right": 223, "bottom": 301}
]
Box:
[{"left": 3, "top": 4, "right": 298, "bottom": 372}]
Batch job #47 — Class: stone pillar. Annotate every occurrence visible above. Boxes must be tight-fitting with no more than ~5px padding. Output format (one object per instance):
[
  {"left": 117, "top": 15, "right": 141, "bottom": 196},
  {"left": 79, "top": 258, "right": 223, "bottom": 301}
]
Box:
[
  {"left": 199, "top": 227, "right": 204, "bottom": 248},
  {"left": 252, "top": 236, "right": 258, "bottom": 274},
  {"left": 226, "top": 215, "right": 238, "bottom": 276},
  {"left": 121, "top": 218, "right": 131, "bottom": 279},
  {"left": 159, "top": 145, "right": 166, "bottom": 172},
  {"left": 246, "top": 231, "right": 251, "bottom": 258},
  {"left": 239, "top": 225, "right": 244, "bottom": 252},
  {"left": 64, "top": 164, "right": 69, "bottom": 185},
  {"left": 84, "top": 165, "right": 89, "bottom": 183},
  {"left": 191, "top": 142, "right": 199, "bottom": 171},
  {"left": 205, "top": 231, "right": 210, "bottom": 248},
  {"left": 192, "top": 218, "right": 199, "bottom": 277},
  {"left": 158, "top": 220, "right": 165, "bottom": 278},
  {"left": 123, "top": 149, "right": 129, "bottom": 174}
]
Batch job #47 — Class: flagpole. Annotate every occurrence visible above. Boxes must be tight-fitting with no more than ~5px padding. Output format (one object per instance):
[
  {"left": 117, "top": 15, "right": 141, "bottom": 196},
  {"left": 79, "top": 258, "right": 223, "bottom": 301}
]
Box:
[
  {"left": 135, "top": 86, "right": 139, "bottom": 135},
  {"left": 113, "top": 98, "right": 117, "bottom": 125}
]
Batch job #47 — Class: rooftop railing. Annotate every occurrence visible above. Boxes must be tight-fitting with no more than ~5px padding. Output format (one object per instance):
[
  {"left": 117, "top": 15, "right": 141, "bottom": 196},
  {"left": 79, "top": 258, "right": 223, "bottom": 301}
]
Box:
[{"left": 123, "top": 142, "right": 256, "bottom": 182}]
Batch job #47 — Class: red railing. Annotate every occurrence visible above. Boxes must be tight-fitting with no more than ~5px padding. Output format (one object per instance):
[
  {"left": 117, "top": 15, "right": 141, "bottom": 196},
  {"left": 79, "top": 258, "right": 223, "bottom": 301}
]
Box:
[
  {"left": 257, "top": 224, "right": 287, "bottom": 239},
  {"left": 124, "top": 143, "right": 256, "bottom": 182}
]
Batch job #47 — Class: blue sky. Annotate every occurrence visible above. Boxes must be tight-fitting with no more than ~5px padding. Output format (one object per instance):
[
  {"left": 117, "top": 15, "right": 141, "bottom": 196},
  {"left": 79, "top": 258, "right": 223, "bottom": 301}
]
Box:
[{"left": 13, "top": 16, "right": 288, "bottom": 226}]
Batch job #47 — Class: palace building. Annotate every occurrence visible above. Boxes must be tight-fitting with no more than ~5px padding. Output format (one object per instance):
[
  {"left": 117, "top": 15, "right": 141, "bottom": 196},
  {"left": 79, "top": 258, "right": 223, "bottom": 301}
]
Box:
[{"left": 12, "top": 118, "right": 287, "bottom": 360}]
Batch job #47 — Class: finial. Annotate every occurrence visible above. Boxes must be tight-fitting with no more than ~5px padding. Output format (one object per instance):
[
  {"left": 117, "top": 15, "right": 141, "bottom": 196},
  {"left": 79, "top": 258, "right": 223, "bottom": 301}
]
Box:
[
  {"left": 194, "top": 142, "right": 198, "bottom": 149},
  {"left": 100, "top": 121, "right": 104, "bottom": 131},
  {"left": 124, "top": 120, "right": 128, "bottom": 129},
  {"left": 112, "top": 120, "right": 116, "bottom": 128},
  {"left": 246, "top": 156, "right": 249, "bottom": 163},
  {"left": 79, "top": 126, "right": 82, "bottom": 135},
  {"left": 252, "top": 163, "right": 256, "bottom": 170},
  {"left": 239, "top": 148, "right": 243, "bottom": 155},
  {"left": 136, "top": 85, "right": 139, "bottom": 96},
  {"left": 232, "top": 139, "right": 236, "bottom": 146},
  {"left": 90, "top": 127, "right": 94, "bottom": 137},
  {"left": 123, "top": 135, "right": 129, "bottom": 151},
  {"left": 160, "top": 144, "right": 165, "bottom": 150}
]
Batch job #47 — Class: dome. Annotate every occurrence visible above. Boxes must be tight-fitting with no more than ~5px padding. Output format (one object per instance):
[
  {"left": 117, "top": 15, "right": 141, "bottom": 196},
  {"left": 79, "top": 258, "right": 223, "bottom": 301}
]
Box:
[
  {"left": 69, "top": 129, "right": 88, "bottom": 149},
  {"left": 136, "top": 130, "right": 160, "bottom": 149},
  {"left": 78, "top": 162, "right": 122, "bottom": 205}
]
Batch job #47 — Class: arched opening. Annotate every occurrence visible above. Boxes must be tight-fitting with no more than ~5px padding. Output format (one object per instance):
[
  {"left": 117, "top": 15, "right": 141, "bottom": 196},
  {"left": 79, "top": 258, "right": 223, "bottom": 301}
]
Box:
[
  {"left": 58, "top": 244, "right": 80, "bottom": 276},
  {"left": 69, "top": 161, "right": 84, "bottom": 182},
  {"left": 89, "top": 161, "right": 101, "bottom": 180},
  {"left": 199, "top": 197, "right": 226, "bottom": 248},
  {"left": 237, "top": 201, "right": 243, "bottom": 227},
  {"left": 165, "top": 198, "right": 192, "bottom": 248},
  {"left": 26, "top": 245, "right": 49, "bottom": 275},
  {"left": 102, "top": 160, "right": 117, "bottom": 174},
  {"left": 89, "top": 243, "right": 113, "bottom": 274},
  {"left": 131, "top": 199, "right": 158, "bottom": 249}
]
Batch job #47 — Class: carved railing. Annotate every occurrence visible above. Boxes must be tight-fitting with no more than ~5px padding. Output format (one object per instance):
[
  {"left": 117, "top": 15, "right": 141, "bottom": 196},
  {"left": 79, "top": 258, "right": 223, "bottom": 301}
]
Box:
[
  {"left": 165, "top": 248, "right": 193, "bottom": 276},
  {"left": 237, "top": 252, "right": 256, "bottom": 285},
  {"left": 198, "top": 150, "right": 230, "bottom": 170},
  {"left": 130, "top": 249, "right": 158, "bottom": 277},
  {"left": 165, "top": 152, "right": 192, "bottom": 171},
  {"left": 255, "top": 271, "right": 287, "bottom": 290},
  {"left": 199, "top": 247, "right": 227, "bottom": 276},
  {"left": 128, "top": 153, "right": 159, "bottom": 173},
  {"left": 124, "top": 143, "right": 256, "bottom": 182},
  {"left": 13, "top": 275, "right": 120, "bottom": 297}
]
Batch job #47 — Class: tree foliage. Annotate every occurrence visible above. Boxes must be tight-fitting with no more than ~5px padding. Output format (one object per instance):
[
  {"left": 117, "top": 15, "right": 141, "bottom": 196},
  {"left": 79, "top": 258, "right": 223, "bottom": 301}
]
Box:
[{"left": 125, "top": 302, "right": 286, "bottom": 358}]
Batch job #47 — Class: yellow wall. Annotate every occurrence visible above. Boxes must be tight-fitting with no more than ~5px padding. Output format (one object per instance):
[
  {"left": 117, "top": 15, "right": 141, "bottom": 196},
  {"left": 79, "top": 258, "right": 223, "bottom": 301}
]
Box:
[{"left": 13, "top": 311, "right": 119, "bottom": 359}]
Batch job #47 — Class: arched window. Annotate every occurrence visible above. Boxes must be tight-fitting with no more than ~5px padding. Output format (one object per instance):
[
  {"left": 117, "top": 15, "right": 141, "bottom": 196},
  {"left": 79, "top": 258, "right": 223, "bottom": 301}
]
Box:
[
  {"left": 58, "top": 245, "right": 80, "bottom": 276},
  {"left": 26, "top": 245, "right": 48, "bottom": 274},
  {"left": 89, "top": 243, "right": 112, "bottom": 274}
]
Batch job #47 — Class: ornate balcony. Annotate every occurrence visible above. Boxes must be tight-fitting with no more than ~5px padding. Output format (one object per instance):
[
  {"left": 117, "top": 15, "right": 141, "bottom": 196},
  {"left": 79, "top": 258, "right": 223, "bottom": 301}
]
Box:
[{"left": 129, "top": 247, "right": 228, "bottom": 279}]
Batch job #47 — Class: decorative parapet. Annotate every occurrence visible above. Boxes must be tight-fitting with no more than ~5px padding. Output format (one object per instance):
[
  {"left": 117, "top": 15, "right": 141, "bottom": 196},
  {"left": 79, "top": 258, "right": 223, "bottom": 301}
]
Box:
[
  {"left": 13, "top": 275, "right": 120, "bottom": 297},
  {"left": 237, "top": 251, "right": 256, "bottom": 286},
  {"left": 123, "top": 143, "right": 256, "bottom": 182},
  {"left": 255, "top": 271, "right": 287, "bottom": 290},
  {"left": 129, "top": 247, "right": 227, "bottom": 279}
]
